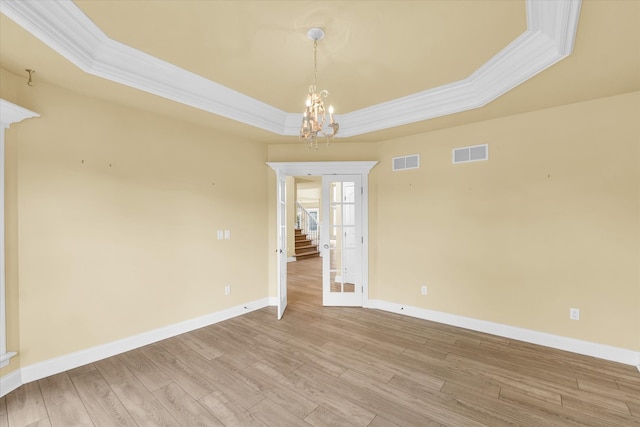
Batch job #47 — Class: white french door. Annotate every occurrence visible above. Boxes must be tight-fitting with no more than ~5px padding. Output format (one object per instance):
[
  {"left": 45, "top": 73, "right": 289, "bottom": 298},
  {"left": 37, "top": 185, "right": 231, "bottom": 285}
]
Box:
[
  {"left": 321, "top": 175, "right": 363, "bottom": 306},
  {"left": 276, "top": 173, "right": 287, "bottom": 319},
  {"left": 267, "top": 161, "right": 377, "bottom": 319}
]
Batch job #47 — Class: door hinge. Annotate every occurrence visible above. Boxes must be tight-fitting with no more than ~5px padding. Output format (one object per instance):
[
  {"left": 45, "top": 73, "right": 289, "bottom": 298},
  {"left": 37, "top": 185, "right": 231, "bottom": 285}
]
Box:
[
  {"left": 361, "top": 187, "right": 363, "bottom": 195},
  {"left": 361, "top": 236, "right": 364, "bottom": 244}
]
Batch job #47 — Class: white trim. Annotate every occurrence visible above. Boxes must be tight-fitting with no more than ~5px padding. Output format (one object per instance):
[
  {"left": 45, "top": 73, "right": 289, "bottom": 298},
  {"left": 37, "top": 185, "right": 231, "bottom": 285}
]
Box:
[
  {"left": 0, "top": 369, "right": 21, "bottom": 397},
  {"left": 268, "top": 161, "right": 378, "bottom": 312},
  {"left": 0, "top": 351, "right": 17, "bottom": 368},
  {"left": 0, "top": 99, "right": 39, "bottom": 370},
  {"left": 0, "top": 297, "right": 268, "bottom": 397},
  {"left": 287, "top": 257, "right": 297, "bottom": 263},
  {"left": 0, "top": 0, "right": 581, "bottom": 138},
  {"left": 275, "top": 173, "right": 287, "bottom": 320},
  {"left": 2, "top": 296, "right": 635, "bottom": 397},
  {"left": 368, "top": 299, "right": 640, "bottom": 367},
  {"left": 267, "top": 161, "right": 378, "bottom": 177},
  {"left": 0, "top": 99, "right": 41, "bottom": 128}
]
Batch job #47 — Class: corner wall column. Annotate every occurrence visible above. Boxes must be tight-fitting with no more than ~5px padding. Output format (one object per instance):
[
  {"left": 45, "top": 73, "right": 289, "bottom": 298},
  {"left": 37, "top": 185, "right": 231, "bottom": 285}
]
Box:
[{"left": 0, "top": 99, "right": 39, "bottom": 368}]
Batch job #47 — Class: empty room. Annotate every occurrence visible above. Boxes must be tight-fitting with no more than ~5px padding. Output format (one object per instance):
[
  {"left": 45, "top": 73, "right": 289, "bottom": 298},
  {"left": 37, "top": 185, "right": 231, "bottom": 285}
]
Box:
[{"left": 0, "top": 0, "right": 638, "bottom": 426}]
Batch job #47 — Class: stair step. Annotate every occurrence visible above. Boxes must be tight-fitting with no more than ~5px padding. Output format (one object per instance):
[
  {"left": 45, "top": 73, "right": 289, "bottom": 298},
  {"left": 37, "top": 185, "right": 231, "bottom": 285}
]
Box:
[
  {"left": 295, "top": 243, "right": 316, "bottom": 251},
  {"left": 296, "top": 251, "right": 320, "bottom": 260},
  {"left": 294, "top": 229, "right": 318, "bottom": 259}
]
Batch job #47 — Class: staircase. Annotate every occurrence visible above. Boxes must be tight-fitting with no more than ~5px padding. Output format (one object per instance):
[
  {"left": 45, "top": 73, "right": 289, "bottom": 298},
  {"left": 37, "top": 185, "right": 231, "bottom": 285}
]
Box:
[{"left": 295, "top": 228, "right": 320, "bottom": 260}]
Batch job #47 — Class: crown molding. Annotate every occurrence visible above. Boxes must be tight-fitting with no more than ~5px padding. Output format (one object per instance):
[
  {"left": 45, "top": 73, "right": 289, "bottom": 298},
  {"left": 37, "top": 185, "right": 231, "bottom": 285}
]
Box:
[
  {"left": 0, "top": 99, "right": 40, "bottom": 128},
  {"left": 0, "top": 0, "right": 581, "bottom": 138},
  {"left": 0, "top": 0, "right": 287, "bottom": 134},
  {"left": 339, "top": 1, "right": 582, "bottom": 138}
]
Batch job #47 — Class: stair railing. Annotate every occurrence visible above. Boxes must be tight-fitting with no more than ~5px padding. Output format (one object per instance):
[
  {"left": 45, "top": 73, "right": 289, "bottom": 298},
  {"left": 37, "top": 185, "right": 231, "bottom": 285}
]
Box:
[{"left": 296, "top": 202, "right": 319, "bottom": 249}]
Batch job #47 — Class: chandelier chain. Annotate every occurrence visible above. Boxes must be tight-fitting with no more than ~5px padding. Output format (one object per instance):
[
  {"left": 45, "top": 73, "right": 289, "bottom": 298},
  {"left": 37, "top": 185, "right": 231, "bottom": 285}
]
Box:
[{"left": 313, "top": 40, "right": 318, "bottom": 89}]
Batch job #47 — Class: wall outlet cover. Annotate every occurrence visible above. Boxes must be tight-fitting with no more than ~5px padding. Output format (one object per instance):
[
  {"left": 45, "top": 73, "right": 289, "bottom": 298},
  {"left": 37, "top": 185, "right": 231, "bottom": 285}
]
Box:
[{"left": 570, "top": 308, "right": 580, "bottom": 320}]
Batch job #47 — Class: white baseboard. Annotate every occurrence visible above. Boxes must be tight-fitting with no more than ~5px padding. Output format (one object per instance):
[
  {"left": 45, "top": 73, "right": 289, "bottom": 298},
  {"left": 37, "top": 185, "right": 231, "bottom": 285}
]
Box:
[
  {"left": 287, "top": 257, "right": 296, "bottom": 263},
  {"left": 0, "top": 369, "right": 22, "bottom": 397},
  {"left": 367, "top": 299, "right": 640, "bottom": 368},
  {"left": 4, "top": 297, "right": 637, "bottom": 398},
  {"left": 1, "top": 298, "right": 269, "bottom": 397}
]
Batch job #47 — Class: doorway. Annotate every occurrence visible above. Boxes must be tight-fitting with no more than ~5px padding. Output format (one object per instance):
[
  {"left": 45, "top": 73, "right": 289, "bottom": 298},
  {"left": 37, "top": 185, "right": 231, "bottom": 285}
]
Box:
[{"left": 267, "top": 162, "right": 377, "bottom": 319}]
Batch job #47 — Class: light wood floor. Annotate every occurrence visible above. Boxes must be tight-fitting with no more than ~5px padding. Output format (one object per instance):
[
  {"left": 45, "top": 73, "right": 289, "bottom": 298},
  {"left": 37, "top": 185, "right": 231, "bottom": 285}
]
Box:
[{"left": 2, "top": 257, "right": 639, "bottom": 426}]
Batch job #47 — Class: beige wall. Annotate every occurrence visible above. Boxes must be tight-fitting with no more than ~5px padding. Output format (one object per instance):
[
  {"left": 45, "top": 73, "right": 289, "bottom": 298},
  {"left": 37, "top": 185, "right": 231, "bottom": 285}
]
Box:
[
  {"left": 374, "top": 91, "right": 639, "bottom": 351},
  {"left": 267, "top": 92, "right": 639, "bottom": 353},
  {"left": 1, "top": 69, "right": 269, "bottom": 371},
  {"left": 1, "top": 63, "right": 638, "bottom": 378}
]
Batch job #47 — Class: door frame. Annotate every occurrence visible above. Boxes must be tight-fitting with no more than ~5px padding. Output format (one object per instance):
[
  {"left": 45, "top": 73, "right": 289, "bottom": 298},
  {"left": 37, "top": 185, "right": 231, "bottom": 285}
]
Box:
[
  {"left": 267, "top": 161, "right": 378, "bottom": 313},
  {"left": 275, "top": 172, "right": 288, "bottom": 319}
]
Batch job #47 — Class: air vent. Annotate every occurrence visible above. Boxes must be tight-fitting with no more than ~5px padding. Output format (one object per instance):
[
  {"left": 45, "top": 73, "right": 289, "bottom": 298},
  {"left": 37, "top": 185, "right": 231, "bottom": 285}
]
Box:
[
  {"left": 392, "top": 154, "right": 420, "bottom": 171},
  {"left": 452, "top": 144, "right": 488, "bottom": 164}
]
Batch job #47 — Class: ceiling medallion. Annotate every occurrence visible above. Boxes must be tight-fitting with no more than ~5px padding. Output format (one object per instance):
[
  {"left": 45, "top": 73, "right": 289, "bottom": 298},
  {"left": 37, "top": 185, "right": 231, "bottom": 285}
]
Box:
[{"left": 300, "top": 28, "right": 339, "bottom": 149}]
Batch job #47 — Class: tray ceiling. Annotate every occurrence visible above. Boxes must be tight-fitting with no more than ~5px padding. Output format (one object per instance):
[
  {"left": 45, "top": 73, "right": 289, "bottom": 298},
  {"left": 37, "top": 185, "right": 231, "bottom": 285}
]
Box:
[{"left": 1, "top": 1, "right": 638, "bottom": 143}]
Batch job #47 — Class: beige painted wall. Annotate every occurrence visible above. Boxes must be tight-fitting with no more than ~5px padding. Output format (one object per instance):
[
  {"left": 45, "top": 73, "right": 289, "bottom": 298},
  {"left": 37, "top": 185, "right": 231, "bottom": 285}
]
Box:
[
  {"left": 374, "top": 91, "right": 639, "bottom": 351},
  {"left": 0, "top": 68, "right": 269, "bottom": 370},
  {"left": 1, "top": 64, "right": 638, "bottom": 378},
  {"left": 267, "top": 92, "right": 639, "bottom": 353}
]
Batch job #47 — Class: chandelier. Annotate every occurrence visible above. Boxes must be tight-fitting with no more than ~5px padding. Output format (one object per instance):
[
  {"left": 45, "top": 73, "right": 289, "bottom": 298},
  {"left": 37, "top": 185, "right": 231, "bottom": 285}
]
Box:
[{"left": 300, "top": 28, "right": 339, "bottom": 149}]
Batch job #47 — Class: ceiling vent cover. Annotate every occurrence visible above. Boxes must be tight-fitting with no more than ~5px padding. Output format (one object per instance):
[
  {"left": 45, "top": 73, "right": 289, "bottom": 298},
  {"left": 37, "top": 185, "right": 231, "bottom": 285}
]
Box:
[
  {"left": 393, "top": 154, "right": 420, "bottom": 171},
  {"left": 452, "top": 144, "right": 488, "bottom": 164}
]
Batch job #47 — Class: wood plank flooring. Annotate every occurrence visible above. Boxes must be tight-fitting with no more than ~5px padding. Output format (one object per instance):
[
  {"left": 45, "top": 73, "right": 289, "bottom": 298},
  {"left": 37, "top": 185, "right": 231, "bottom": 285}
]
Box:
[{"left": 2, "top": 256, "right": 639, "bottom": 426}]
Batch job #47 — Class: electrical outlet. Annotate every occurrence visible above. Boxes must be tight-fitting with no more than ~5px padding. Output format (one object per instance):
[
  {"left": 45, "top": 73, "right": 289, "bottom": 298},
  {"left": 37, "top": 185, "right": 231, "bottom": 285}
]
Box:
[
  {"left": 569, "top": 308, "right": 580, "bottom": 320},
  {"left": 224, "top": 230, "right": 231, "bottom": 239},
  {"left": 225, "top": 285, "right": 231, "bottom": 296},
  {"left": 421, "top": 285, "right": 427, "bottom": 295},
  {"left": 217, "top": 230, "right": 223, "bottom": 240}
]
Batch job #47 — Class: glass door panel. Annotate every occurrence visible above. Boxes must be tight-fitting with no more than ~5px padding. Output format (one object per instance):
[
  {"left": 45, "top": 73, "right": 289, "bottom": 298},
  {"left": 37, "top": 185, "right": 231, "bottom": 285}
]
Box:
[{"left": 322, "top": 175, "right": 362, "bottom": 306}]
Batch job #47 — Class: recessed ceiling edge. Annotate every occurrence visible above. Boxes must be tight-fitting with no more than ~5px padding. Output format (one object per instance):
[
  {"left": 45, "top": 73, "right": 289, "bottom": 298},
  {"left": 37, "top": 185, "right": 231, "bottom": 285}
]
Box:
[{"left": 0, "top": 0, "right": 581, "bottom": 139}]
